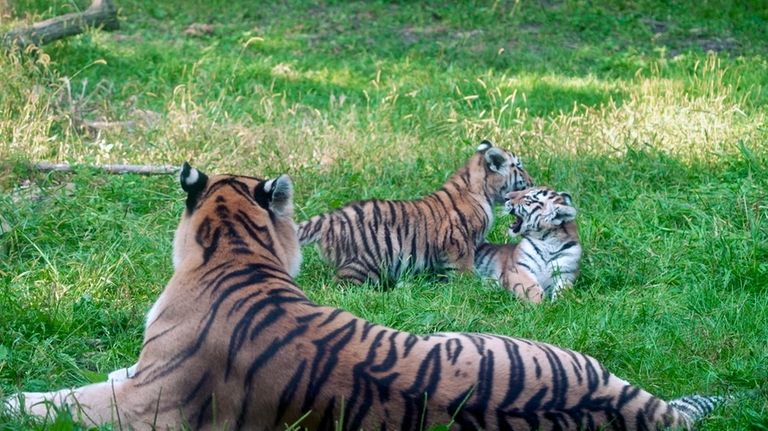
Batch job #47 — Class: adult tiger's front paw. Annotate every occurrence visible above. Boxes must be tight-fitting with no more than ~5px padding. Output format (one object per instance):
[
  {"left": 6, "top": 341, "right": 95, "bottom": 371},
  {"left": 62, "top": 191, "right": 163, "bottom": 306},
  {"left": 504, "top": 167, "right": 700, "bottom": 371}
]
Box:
[
  {"left": 2, "top": 393, "right": 21, "bottom": 414},
  {"left": 2, "top": 391, "right": 55, "bottom": 416}
]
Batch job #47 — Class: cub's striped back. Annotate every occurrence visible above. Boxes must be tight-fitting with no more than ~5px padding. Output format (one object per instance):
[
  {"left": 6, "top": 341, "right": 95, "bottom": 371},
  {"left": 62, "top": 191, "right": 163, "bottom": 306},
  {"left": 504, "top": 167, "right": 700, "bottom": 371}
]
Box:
[
  {"left": 298, "top": 140, "right": 534, "bottom": 284},
  {"left": 476, "top": 186, "right": 582, "bottom": 303}
]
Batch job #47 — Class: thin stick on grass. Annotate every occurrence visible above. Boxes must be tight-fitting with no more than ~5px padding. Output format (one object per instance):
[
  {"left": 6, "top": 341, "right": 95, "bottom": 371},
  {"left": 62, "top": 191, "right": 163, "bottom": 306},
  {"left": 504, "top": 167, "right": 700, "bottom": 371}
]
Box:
[
  {"left": 34, "top": 162, "right": 177, "bottom": 175},
  {"left": 79, "top": 119, "right": 137, "bottom": 131},
  {"left": 2, "top": 0, "right": 118, "bottom": 49}
]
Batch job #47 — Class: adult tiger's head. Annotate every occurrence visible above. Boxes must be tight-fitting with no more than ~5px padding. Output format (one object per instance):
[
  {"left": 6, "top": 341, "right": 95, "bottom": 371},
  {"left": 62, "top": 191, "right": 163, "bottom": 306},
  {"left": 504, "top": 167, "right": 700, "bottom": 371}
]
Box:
[
  {"left": 171, "top": 162, "right": 301, "bottom": 277},
  {"left": 505, "top": 186, "right": 577, "bottom": 237},
  {"left": 475, "top": 139, "right": 534, "bottom": 203}
]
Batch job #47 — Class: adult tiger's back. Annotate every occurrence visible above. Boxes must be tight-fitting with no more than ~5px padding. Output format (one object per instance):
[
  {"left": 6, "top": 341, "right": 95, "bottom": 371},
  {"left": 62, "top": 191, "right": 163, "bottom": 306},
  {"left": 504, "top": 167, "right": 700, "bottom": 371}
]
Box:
[
  {"left": 6, "top": 164, "right": 725, "bottom": 430},
  {"left": 298, "top": 140, "right": 534, "bottom": 284}
]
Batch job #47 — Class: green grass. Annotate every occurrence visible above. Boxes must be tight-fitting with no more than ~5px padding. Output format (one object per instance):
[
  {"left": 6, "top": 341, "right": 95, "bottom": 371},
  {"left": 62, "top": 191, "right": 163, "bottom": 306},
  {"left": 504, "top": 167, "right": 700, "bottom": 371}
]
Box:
[{"left": 1, "top": 0, "right": 767, "bottom": 429}]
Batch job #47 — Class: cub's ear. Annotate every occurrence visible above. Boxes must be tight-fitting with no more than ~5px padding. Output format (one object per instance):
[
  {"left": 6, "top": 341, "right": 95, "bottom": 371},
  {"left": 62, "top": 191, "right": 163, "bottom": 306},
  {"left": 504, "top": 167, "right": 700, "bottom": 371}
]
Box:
[
  {"left": 260, "top": 175, "right": 294, "bottom": 216},
  {"left": 476, "top": 139, "right": 494, "bottom": 153},
  {"left": 551, "top": 203, "right": 577, "bottom": 224},
  {"left": 559, "top": 192, "right": 574, "bottom": 207},
  {"left": 484, "top": 147, "right": 509, "bottom": 173},
  {"left": 179, "top": 162, "right": 208, "bottom": 212}
]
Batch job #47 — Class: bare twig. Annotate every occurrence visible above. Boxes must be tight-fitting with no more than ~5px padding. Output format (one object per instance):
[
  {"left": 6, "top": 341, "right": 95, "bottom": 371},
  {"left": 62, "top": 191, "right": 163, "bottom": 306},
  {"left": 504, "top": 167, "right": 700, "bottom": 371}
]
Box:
[
  {"left": 34, "top": 162, "right": 177, "bottom": 175},
  {"left": 3, "top": 0, "right": 118, "bottom": 49},
  {"left": 80, "top": 119, "right": 137, "bottom": 131}
]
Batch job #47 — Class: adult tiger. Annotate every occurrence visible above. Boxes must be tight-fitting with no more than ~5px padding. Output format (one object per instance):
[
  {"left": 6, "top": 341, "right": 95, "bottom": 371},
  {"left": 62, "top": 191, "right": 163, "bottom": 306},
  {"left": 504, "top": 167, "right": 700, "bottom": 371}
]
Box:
[
  {"left": 475, "top": 186, "right": 582, "bottom": 303},
  {"left": 5, "top": 164, "right": 724, "bottom": 430},
  {"left": 298, "top": 140, "right": 534, "bottom": 285}
]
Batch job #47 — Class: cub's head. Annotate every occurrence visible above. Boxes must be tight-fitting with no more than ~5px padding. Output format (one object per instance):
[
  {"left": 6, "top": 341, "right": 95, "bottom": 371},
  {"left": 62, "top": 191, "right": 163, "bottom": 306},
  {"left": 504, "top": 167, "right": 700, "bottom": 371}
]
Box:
[
  {"left": 475, "top": 140, "right": 534, "bottom": 203},
  {"left": 172, "top": 162, "right": 301, "bottom": 277},
  {"left": 504, "top": 187, "right": 576, "bottom": 237}
]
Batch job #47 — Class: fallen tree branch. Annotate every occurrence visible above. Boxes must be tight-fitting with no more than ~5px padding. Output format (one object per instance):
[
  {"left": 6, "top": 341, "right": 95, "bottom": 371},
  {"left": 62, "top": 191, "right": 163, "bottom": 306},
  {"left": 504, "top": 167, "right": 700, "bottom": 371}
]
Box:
[
  {"left": 3, "top": 0, "right": 118, "bottom": 49},
  {"left": 34, "top": 162, "right": 177, "bottom": 175}
]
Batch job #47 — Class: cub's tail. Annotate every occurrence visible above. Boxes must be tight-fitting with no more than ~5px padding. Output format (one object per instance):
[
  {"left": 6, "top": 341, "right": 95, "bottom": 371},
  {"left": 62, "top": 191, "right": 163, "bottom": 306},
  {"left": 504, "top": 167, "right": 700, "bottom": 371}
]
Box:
[{"left": 297, "top": 214, "right": 326, "bottom": 245}]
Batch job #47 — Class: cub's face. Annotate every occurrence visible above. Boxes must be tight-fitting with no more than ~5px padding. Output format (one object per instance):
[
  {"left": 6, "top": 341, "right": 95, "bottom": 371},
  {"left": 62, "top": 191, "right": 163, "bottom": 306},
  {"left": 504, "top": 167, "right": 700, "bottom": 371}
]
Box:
[
  {"left": 477, "top": 140, "right": 534, "bottom": 203},
  {"left": 504, "top": 187, "right": 576, "bottom": 236},
  {"left": 172, "top": 163, "right": 301, "bottom": 277}
]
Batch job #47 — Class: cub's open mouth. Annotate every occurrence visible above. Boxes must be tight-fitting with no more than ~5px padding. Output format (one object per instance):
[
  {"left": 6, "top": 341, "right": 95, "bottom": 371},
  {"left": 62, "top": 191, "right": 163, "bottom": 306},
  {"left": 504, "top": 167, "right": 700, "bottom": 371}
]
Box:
[{"left": 509, "top": 215, "right": 523, "bottom": 234}]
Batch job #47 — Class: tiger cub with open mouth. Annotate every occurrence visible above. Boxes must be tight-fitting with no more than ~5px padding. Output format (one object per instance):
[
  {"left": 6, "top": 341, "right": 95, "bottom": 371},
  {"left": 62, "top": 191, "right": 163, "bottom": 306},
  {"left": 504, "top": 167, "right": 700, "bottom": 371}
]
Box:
[{"left": 475, "top": 186, "right": 581, "bottom": 303}]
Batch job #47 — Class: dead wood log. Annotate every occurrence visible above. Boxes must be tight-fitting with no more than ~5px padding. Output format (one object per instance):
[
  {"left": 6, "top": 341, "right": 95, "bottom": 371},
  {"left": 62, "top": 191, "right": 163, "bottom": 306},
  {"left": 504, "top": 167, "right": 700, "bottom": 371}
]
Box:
[
  {"left": 3, "top": 0, "right": 118, "bottom": 49},
  {"left": 34, "top": 162, "right": 177, "bottom": 175}
]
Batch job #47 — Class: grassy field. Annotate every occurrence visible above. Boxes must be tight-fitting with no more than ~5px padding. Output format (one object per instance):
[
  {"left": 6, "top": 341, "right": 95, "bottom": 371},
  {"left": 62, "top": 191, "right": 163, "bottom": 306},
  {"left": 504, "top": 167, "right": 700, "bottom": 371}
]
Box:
[{"left": 1, "top": 0, "right": 767, "bottom": 429}]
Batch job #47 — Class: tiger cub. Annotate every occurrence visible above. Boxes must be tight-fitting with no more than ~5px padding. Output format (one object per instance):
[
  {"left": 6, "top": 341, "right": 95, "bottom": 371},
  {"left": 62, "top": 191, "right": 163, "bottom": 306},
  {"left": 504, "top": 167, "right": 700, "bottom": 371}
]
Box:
[
  {"left": 6, "top": 164, "right": 725, "bottom": 430},
  {"left": 475, "top": 186, "right": 582, "bottom": 303},
  {"left": 298, "top": 140, "right": 534, "bottom": 285}
]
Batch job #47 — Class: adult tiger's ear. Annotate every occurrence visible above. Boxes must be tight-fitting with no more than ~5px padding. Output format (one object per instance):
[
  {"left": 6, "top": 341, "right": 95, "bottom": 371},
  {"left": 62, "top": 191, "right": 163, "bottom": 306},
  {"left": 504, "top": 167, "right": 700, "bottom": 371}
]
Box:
[
  {"left": 262, "top": 175, "right": 294, "bottom": 216},
  {"left": 179, "top": 161, "right": 208, "bottom": 213}
]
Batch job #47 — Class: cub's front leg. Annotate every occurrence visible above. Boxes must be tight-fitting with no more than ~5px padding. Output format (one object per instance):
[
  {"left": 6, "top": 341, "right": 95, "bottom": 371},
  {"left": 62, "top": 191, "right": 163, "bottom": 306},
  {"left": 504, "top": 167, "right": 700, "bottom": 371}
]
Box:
[
  {"left": 447, "top": 247, "right": 475, "bottom": 274},
  {"left": 502, "top": 269, "right": 544, "bottom": 303},
  {"left": 547, "top": 280, "right": 574, "bottom": 301},
  {"left": 443, "top": 227, "right": 475, "bottom": 274}
]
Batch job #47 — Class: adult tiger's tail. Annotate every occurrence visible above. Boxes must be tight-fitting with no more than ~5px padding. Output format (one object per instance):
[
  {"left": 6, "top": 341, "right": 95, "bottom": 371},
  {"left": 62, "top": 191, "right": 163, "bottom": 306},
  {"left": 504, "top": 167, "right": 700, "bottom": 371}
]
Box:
[
  {"left": 669, "top": 394, "right": 728, "bottom": 426},
  {"left": 297, "top": 214, "right": 325, "bottom": 245}
]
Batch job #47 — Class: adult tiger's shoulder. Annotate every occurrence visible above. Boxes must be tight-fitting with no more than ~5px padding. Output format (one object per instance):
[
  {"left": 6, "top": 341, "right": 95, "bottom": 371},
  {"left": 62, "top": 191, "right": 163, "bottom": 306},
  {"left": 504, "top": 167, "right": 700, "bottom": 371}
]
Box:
[
  {"left": 7, "top": 165, "right": 725, "bottom": 431},
  {"left": 476, "top": 186, "right": 582, "bottom": 303},
  {"left": 298, "top": 139, "right": 535, "bottom": 285}
]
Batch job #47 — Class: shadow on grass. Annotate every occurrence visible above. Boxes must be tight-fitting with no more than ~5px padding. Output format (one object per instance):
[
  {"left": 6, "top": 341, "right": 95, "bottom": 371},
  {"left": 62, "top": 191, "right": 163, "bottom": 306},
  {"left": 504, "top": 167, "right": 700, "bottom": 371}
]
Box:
[
  {"left": 20, "top": 0, "right": 764, "bottom": 126},
  {"left": 518, "top": 79, "right": 622, "bottom": 117}
]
